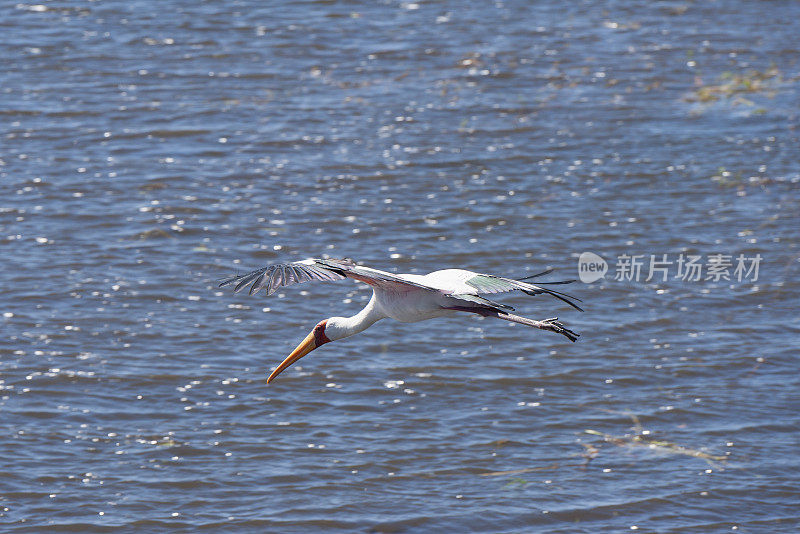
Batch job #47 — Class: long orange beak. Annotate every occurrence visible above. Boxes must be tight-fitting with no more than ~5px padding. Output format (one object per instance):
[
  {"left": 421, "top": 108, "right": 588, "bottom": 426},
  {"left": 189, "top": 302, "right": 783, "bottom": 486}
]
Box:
[{"left": 267, "top": 330, "right": 319, "bottom": 383}]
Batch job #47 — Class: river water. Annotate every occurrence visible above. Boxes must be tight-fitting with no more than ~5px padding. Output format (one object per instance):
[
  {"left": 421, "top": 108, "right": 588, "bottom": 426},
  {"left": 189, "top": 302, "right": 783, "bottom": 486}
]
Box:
[{"left": 2, "top": 1, "right": 799, "bottom": 532}]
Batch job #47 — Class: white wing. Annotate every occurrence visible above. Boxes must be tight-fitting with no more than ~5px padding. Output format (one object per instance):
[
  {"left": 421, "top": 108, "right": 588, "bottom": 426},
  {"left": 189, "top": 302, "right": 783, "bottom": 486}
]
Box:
[{"left": 421, "top": 268, "right": 583, "bottom": 311}]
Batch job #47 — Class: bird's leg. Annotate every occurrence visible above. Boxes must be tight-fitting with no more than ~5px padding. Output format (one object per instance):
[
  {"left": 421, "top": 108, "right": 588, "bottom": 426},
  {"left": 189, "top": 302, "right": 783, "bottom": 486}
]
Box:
[
  {"left": 493, "top": 312, "right": 580, "bottom": 342},
  {"left": 444, "top": 306, "right": 580, "bottom": 342}
]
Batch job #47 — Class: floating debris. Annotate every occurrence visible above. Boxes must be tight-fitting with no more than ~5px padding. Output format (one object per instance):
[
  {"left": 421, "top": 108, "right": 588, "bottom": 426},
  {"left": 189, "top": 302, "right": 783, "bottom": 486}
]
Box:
[
  {"left": 481, "top": 462, "right": 580, "bottom": 477},
  {"left": 583, "top": 413, "right": 728, "bottom": 464},
  {"left": 481, "top": 413, "right": 727, "bottom": 478},
  {"left": 134, "top": 228, "right": 174, "bottom": 240},
  {"left": 685, "top": 65, "right": 783, "bottom": 105},
  {"left": 583, "top": 429, "right": 727, "bottom": 462}
]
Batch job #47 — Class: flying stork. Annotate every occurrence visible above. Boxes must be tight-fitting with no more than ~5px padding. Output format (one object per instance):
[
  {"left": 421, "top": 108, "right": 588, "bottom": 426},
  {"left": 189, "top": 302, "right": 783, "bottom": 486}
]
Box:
[{"left": 220, "top": 258, "right": 582, "bottom": 383}]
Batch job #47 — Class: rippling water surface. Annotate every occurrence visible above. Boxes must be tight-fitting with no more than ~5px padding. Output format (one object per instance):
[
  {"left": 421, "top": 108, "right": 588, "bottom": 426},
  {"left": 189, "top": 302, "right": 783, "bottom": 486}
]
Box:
[{"left": 2, "top": 1, "right": 799, "bottom": 532}]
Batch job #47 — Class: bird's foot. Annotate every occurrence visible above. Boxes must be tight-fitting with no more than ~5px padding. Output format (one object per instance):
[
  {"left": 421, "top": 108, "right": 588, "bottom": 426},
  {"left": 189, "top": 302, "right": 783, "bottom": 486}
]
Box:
[{"left": 536, "top": 317, "right": 580, "bottom": 342}]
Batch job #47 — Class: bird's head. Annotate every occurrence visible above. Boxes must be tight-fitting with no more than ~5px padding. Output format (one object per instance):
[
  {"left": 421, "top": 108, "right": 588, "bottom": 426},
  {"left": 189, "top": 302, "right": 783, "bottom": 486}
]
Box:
[{"left": 267, "top": 319, "right": 332, "bottom": 383}]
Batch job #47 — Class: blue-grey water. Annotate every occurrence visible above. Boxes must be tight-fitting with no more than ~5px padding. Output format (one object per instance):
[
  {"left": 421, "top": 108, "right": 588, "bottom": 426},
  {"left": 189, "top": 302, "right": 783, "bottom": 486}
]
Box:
[{"left": 2, "top": 1, "right": 799, "bottom": 532}]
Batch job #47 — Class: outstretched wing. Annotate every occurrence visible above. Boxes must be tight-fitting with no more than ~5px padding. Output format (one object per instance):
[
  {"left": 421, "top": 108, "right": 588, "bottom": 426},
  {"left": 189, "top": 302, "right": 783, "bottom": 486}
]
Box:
[
  {"left": 218, "top": 258, "right": 431, "bottom": 296},
  {"left": 462, "top": 272, "right": 584, "bottom": 311},
  {"left": 218, "top": 259, "right": 346, "bottom": 295}
]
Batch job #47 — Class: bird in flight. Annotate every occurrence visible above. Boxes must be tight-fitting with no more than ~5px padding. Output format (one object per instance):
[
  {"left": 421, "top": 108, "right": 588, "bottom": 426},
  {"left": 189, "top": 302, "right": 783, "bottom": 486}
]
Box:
[{"left": 220, "top": 258, "right": 582, "bottom": 383}]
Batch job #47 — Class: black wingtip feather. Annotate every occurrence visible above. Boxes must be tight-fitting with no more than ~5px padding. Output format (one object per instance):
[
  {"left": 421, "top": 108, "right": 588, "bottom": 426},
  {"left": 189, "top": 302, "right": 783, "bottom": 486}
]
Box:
[
  {"left": 524, "top": 286, "right": 584, "bottom": 312},
  {"left": 516, "top": 268, "right": 554, "bottom": 280},
  {"left": 248, "top": 273, "right": 266, "bottom": 295},
  {"left": 515, "top": 270, "right": 584, "bottom": 311},
  {"left": 218, "top": 274, "right": 241, "bottom": 288},
  {"left": 531, "top": 279, "right": 577, "bottom": 285}
]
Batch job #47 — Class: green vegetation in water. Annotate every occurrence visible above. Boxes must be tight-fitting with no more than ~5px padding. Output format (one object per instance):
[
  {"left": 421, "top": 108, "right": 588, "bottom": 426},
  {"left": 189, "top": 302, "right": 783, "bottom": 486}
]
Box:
[
  {"left": 711, "top": 167, "right": 745, "bottom": 187},
  {"left": 711, "top": 167, "right": 773, "bottom": 188},
  {"left": 583, "top": 413, "right": 728, "bottom": 465},
  {"left": 686, "top": 65, "right": 782, "bottom": 105},
  {"left": 482, "top": 462, "right": 573, "bottom": 478},
  {"left": 481, "top": 413, "right": 727, "bottom": 478},
  {"left": 134, "top": 228, "right": 175, "bottom": 240},
  {"left": 503, "top": 477, "right": 533, "bottom": 488}
]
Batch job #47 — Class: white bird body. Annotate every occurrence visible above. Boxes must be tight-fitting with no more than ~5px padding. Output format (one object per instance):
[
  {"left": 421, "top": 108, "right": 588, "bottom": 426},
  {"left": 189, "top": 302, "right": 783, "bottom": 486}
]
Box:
[
  {"left": 220, "top": 258, "right": 582, "bottom": 383},
  {"left": 373, "top": 283, "right": 457, "bottom": 322}
]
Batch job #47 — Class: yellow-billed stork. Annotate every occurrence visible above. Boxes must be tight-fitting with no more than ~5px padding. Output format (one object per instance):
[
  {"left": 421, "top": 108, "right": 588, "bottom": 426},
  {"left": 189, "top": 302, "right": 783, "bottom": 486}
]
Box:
[{"left": 220, "top": 258, "right": 582, "bottom": 383}]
